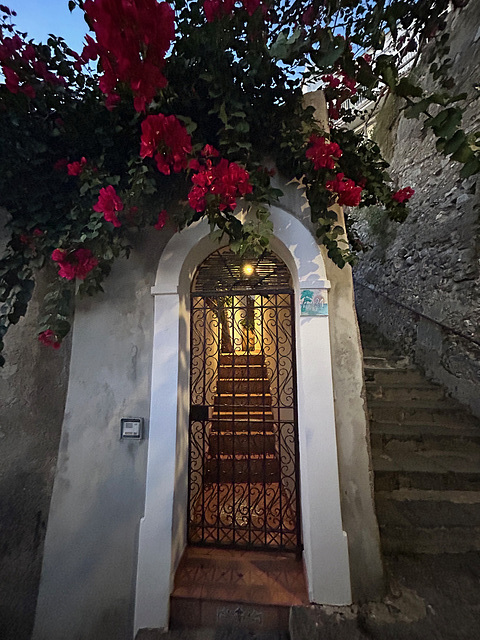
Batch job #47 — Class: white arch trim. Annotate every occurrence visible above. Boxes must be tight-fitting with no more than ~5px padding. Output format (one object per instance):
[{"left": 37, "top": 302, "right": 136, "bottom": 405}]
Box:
[{"left": 134, "top": 206, "right": 351, "bottom": 636}]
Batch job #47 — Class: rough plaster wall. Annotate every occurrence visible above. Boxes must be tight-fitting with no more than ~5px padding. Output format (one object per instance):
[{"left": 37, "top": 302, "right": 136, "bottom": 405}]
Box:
[
  {"left": 0, "top": 209, "right": 71, "bottom": 640},
  {"left": 354, "top": 2, "right": 480, "bottom": 417},
  {"left": 33, "top": 230, "right": 168, "bottom": 640},
  {"left": 279, "top": 170, "right": 384, "bottom": 601}
]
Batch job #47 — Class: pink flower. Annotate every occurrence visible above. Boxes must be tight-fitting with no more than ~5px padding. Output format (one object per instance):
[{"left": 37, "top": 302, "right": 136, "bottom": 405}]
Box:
[
  {"left": 51, "top": 248, "right": 67, "bottom": 262},
  {"left": 323, "top": 74, "right": 340, "bottom": 89},
  {"left": 51, "top": 247, "right": 98, "bottom": 280},
  {"left": 326, "top": 173, "right": 363, "bottom": 207},
  {"left": 242, "top": 0, "right": 262, "bottom": 16},
  {"left": 140, "top": 114, "right": 192, "bottom": 175},
  {"left": 3, "top": 66, "right": 20, "bottom": 93},
  {"left": 188, "top": 156, "right": 252, "bottom": 213},
  {"left": 93, "top": 185, "right": 124, "bottom": 227},
  {"left": 201, "top": 144, "right": 220, "bottom": 158},
  {"left": 67, "top": 157, "right": 87, "bottom": 176},
  {"left": 38, "top": 329, "right": 61, "bottom": 349},
  {"left": 73, "top": 248, "right": 99, "bottom": 279},
  {"left": 83, "top": 0, "right": 175, "bottom": 111},
  {"left": 392, "top": 187, "right": 415, "bottom": 203},
  {"left": 301, "top": 6, "right": 315, "bottom": 26},
  {"left": 204, "top": 0, "right": 235, "bottom": 22},
  {"left": 306, "top": 135, "right": 342, "bottom": 170},
  {"left": 154, "top": 210, "right": 168, "bottom": 229}
]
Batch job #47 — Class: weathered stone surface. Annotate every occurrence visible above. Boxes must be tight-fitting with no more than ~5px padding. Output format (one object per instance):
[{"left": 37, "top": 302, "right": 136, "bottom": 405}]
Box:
[
  {"left": 0, "top": 211, "right": 70, "bottom": 640},
  {"left": 353, "top": 2, "right": 480, "bottom": 419}
]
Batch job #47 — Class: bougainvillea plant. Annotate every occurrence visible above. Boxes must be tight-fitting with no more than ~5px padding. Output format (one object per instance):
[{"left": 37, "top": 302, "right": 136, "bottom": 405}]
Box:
[{"left": 0, "top": 0, "right": 478, "bottom": 363}]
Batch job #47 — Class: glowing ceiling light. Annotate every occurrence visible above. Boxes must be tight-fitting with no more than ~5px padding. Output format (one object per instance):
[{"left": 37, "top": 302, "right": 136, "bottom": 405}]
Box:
[{"left": 242, "top": 263, "right": 255, "bottom": 277}]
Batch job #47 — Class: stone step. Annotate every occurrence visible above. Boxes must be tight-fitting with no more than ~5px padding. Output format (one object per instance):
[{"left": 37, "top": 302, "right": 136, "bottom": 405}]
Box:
[
  {"left": 209, "top": 433, "right": 276, "bottom": 457},
  {"left": 211, "top": 418, "right": 275, "bottom": 433},
  {"left": 378, "top": 524, "right": 480, "bottom": 555},
  {"left": 219, "top": 365, "right": 268, "bottom": 379},
  {"left": 373, "top": 447, "right": 480, "bottom": 491},
  {"left": 370, "top": 423, "right": 480, "bottom": 452},
  {"left": 219, "top": 353, "right": 265, "bottom": 366},
  {"left": 375, "top": 489, "right": 480, "bottom": 528},
  {"left": 366, "top": 382, "right": 445, "bottom": 402},
  {"left": 139, "top": 628, "right": 290, "bottom": 639},
  {"left": 170, "top": 597, "right": 291, "bottom": 635},
  {"left": 376, "top": 487, "right": 480, "bottom": 553},
  {"left": 170, "top": 548, "right": 307, "bottom": 634},
  {"left": 205, "top": 458, "right": 281, "bottom": 483},
  {"left": 215, "top": 394, "right": 272, "bottom": 408},
  {"left": 369, "top": 403, "right": 478, "bottom": 427},
  {"left": 364, "top": 367, "right": 430, "bottom": 385},
  {"left": 218, "top": 379, "right": 270, "bottom": 394},
  {"left": 363, "top": 355, "right": 411, "bottom": 368}
]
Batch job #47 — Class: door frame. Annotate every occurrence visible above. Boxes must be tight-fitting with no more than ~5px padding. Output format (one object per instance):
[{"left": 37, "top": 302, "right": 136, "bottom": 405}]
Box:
[
  {"left": 134, "top": 206, "right": 351, "bottom": 636},
  {"left": 188, "top": 261, "right": 302, "bottom": 552}
]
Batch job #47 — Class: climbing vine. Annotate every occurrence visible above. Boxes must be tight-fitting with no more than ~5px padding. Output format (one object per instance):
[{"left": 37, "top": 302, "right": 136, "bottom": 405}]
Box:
[{"left": 0, "top": 0, "right": 478, "bottom": 363}]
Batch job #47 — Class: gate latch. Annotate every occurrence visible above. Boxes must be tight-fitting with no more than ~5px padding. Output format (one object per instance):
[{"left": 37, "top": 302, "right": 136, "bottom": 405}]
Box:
[{"left": 190, "top": 404, "right": 209, "bottom": 421}]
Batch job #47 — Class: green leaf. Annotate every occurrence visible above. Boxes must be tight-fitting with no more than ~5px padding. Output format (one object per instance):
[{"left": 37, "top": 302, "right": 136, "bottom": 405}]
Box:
[
  {"left": 450, "top": 143, "right": 474, "bottom": 164},
  {"left": 219, "top": 102, "right": 228, "bottom": 126},
  {"left": 395, "top": 78, "right": 423, "bottom": 98},
  {"left": 404, "top": 98, "right": 431, "bottom": 119},
  {"left": 443, "top": 130, "right": 466, "bottom": 156},
  {"left": 459, "top": 157, "right": 480, "bottom": 178}
]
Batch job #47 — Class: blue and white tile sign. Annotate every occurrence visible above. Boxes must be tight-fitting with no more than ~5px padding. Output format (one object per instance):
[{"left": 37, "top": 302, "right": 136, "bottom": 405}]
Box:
[{"left": 300, "top": 289, "right": 328, "bottom": 316}]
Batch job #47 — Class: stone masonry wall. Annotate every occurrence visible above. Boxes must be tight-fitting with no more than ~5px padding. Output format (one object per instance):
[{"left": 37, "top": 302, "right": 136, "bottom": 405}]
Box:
[
  {"left": 0, "top": 209, "right": 71, "bottom": 640},
  {"left": 353, "top": 1, "right": 480, "bottom": 417}
]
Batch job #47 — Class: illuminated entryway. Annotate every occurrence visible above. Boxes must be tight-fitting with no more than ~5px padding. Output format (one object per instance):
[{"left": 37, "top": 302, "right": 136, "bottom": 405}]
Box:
[
  {"left": 188, "top": 248, "right": 301, "bottom": 551},
  {"left": 134, "top": 208, "right": 352, "bottom": 636}
]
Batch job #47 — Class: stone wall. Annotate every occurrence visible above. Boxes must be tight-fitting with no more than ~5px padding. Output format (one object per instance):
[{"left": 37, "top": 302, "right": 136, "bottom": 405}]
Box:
[
  {"left": 353, "top": 1, "right": 480, "bottom": 418},
  {"left": 0, "top": 210, "right": 71, "bottom": 640}
]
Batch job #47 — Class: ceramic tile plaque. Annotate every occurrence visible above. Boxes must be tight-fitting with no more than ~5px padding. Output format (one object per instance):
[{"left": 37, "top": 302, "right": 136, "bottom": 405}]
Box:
[{"left": 300, "top": 288, "right": 328, "bottom": 316}]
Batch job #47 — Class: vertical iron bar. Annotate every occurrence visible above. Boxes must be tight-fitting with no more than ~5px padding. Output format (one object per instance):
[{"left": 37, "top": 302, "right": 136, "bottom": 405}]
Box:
[{"left": 276, "top": 294, "right": 283, "bottom": 549}]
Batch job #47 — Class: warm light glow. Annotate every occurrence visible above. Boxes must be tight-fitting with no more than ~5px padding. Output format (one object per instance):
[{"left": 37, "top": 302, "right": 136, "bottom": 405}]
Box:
[{"left": 242, "top": 263, "right": 254, "bottom": 276}]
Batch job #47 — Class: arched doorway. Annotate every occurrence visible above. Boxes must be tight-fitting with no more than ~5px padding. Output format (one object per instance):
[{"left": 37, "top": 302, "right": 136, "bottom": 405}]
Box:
[
  {"left": 134, "top": 208, "right": 351, "bottom": 636},
  {"left": 188, "top": 248, "right": 301, "bottom": 551}
]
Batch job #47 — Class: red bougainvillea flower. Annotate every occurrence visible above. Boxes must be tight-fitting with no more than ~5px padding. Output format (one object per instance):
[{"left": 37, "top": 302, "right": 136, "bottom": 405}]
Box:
[
  {"left": 392, "top": 187, "right": 415, "bottom": 203},
  {"left": 301, "top": 6, "right": 315, "bottom": 26},
  {"left": 38, "top": 329, "right": 61, "bottom": 349},
  {"left": 93, "top": 185, "right": 124, "bottom": 227},
  {"left": 140, "top": 114, "right": 192, "bottom": 175},
  {"left": 52, "top": 247, "right": 99, "bottom": 280},
  {"left": 83, "top": 0, "right": 175, "bottom": 112},
  {"left": 3, "top": 65, "right": 20, "bottom": 93},
  {"left": 326, "top": 173, "right": 363, "bottom": 207},
  {"left": 201, "top": 144, "right": 220, "bottom": 158},
  {"left": 323, "top": 74, "right": 341, "bottom": 89},
  {"left": 242, "top": 0, "right": 262, "bottom": 16},
  {"left": 204, "top": 0, "right": 235, "bottom": 22},
  {"left": 154, "top": 210, "right": 168, "bottom": 229},
  {"left": 306, "top": 135, "right": 342, "bottom": 170},
  {"left": 67, "top": 157, "right": 87, "bottom": 176},
  {"left": 188, "top": 156, "right": 252, "bottom": 213}
]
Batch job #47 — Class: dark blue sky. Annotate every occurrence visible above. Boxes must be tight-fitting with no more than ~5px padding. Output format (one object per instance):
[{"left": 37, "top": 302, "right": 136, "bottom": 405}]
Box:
[{"left": 8, "top": 1, "right": 88, "bottom": 52}]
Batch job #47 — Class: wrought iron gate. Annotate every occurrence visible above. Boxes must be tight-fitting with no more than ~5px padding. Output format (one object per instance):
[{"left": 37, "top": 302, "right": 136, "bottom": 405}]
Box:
[{"left": 188, "top": 248, "right": 301, "bottom": 552}]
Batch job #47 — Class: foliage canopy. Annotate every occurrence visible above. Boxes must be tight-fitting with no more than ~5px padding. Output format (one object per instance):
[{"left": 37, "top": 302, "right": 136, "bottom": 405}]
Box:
[{"left": 0, "top": 0, "right": 478, "bottom": 362}]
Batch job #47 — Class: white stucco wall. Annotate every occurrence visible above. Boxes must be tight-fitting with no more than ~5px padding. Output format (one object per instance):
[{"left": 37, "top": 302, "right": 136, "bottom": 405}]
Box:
[
  {"left": 33, "top": 231, "right": 168, "bottom": 640},
  {"left": 34, "top": 180, "right": 382, "bottom": 640}
]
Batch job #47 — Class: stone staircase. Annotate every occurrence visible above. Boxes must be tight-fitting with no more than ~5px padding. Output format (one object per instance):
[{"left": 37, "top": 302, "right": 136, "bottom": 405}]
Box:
[
  {"left": 365, "top": 344, "right": 480, "bottom": 555},
  {"left": 206, "top": 353, "right": 279, "bottom": 483}
]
